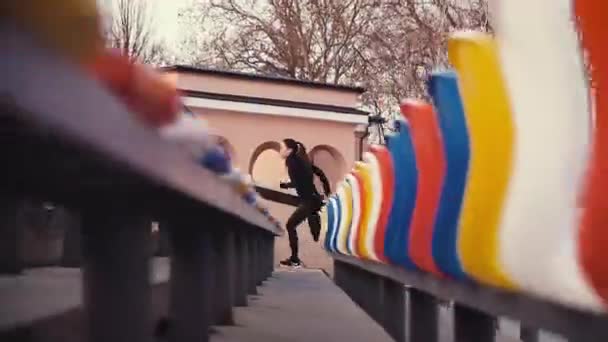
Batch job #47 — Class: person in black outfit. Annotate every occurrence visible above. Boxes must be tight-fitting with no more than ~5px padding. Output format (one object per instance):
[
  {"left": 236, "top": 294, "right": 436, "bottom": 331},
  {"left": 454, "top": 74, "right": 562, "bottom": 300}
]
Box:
[{"left": 279, "top": 138, "right": 331, "bottom": 267}]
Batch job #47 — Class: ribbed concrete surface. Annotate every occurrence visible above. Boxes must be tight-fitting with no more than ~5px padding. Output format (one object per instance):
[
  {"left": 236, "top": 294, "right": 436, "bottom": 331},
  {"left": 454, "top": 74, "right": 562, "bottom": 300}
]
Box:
[{"left": 211, "top": 268, "right": 393, "bottom": 342}]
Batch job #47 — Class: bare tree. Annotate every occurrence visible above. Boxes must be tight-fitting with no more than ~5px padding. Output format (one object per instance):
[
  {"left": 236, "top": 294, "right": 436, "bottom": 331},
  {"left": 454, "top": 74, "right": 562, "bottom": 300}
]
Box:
[
  {"left": 200, "top": 0, "right": 380, "bottom": 84},
  {"left": 175, "top": 0, "right": 217, "bottom": 66},
  {"left": 363, "top": 0, "right": 491, "bottom": 103},
  {"left": 180, "top": 0, "right": 490, "bottom": 123},
  {"left": 105, "top": 0, "right": 168, "bottom": 65}
]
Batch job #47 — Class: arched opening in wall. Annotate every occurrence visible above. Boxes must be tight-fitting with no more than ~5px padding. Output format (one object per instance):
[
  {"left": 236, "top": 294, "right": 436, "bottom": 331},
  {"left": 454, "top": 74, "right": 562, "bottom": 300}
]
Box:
[
  {"left": 249, "top": 141, "right": 287, "bottom": 188},
  {"left": 309, "top": 145, "right": 346, "bottom": 195}
]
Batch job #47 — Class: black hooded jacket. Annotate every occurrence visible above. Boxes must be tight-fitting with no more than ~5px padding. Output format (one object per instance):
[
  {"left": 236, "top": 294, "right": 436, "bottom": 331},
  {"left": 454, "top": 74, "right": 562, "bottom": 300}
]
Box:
[{"left": 282, "top": 152, "right": 331, "bottom": 202}]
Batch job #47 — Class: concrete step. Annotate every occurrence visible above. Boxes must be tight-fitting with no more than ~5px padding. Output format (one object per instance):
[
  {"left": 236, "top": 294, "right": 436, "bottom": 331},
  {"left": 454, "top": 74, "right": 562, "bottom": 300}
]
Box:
[{"left": 211, "top": 268, "right": 393, "bottom": 342}]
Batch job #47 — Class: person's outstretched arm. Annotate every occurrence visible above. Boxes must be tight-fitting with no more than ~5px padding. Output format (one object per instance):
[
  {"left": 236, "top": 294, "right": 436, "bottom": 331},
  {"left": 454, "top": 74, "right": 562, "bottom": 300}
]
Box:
[{"left": 311, "top": 165, "right": 331, "bottom": 196}]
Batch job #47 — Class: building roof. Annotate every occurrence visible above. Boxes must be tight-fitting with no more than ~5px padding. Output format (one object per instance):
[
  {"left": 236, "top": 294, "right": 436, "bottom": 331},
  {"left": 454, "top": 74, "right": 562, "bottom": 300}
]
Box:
[
  {"left": 182, "top": 89, "right": 368, "bottom": 116},
  {"left": 160, "top": 65, "right": 366, "bottom": 94}
]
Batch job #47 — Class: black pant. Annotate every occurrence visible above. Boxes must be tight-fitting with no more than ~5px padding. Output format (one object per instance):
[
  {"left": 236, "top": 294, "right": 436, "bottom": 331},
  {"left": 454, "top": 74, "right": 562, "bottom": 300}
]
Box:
[{"left": 286, "top": 199, "right": 322, "bottom": 260}]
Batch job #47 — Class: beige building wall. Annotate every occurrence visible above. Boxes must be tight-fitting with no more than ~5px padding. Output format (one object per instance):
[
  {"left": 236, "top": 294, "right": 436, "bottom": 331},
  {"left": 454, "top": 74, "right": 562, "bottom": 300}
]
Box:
[
  {"left": 165, "top": 66, "right": 367, "bottom": 273},
  {"left": 196, "top": 108, "right": 354, "bottom": 187},
  {"left": 192, "top": 109, "right": 356, "bottom": 272}
]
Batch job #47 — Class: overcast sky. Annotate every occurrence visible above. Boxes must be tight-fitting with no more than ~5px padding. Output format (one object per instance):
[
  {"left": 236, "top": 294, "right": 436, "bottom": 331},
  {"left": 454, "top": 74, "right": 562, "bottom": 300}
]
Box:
[
  {"left": 153, "top": 0, "right": 183, "bottom": 43},
  {"left": 100, "top": 0, "right": 187, "bottom": 49}
]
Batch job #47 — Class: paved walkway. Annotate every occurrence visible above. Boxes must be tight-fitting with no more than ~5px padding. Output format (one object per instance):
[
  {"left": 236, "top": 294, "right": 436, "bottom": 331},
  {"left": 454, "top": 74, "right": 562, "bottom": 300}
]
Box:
[
  {"left": 0, "top": 259, "right": 565, "bottom": 342},
  {"left": 212, "top": 268, "right": 393, "bottom": 342},
  {"left": 214, "top": 268, "right": 564, "bottom": 342}
]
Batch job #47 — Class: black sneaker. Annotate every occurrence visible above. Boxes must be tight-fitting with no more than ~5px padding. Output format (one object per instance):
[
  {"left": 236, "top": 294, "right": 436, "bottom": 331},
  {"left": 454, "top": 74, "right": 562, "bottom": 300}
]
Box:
[{"left": 280, "top": 257, "right": 302, "bottom": 268}]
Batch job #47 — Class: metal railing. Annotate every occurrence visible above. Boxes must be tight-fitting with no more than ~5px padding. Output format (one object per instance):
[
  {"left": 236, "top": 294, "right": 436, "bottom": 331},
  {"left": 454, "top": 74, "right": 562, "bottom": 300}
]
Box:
[
  {"left": 0, "top": 25, "right": 281, "bottom": 342},
  {"left": 331, "top": 253, "right": 608, "bottom": 342}
]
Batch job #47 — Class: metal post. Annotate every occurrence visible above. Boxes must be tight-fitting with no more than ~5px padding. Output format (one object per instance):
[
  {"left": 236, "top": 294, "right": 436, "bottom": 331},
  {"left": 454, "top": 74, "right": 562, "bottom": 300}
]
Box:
[
  {"left": 257, "top": 235, "right": 267, "bottom": 284},
  {"left": 60, "top": 211, "right": 81, "bottom": 267},
  {"left": 257, "top": 235, "right": 267, "bottom": 281},
  {"left": 0, "top": 198, "right": 22, "bottom": 274},
  {"left": 373, "top": 275, "right": 387, "bottom": 329},
  {"left": 382, "top": 278, "right": 406, "bottom": 342},
  {"left": 254, "top": 235, "right": 263, "bottom": 285},
  {"left": 334, "top": 260, "right": 356, "bottom": 305},
  {"left": 453, "top": 304, "right": 496, "bottom": 342},
  {"left": 155, "top": 222, "right": 171, "bottom": 257},
  {"left": 409, "top": 288, "right": 438, "bottom": 342},
  {"left": 168, "top": 219, "right": 213, "bottom": 342},
  {"left": 234, "top": 232, "right": 248, "bottom": 307},
  {"left": 259, "top": 235, "right": 265, "bottom": 285},
  {"left": 346, "top": 263, "right": 364, "bottom": 307},
  {"left": 335, "top": 261, "right": 405, "bottom": 342},
  {"left": 212, "top": 229, "right": 235, "bottom": 326},
  {"left": 247, "top": 233, "right": 258, "bottom": 295},
  {"left": 334, "top": 260, "right": 345, "bottom": 287},
  {"left": 361, "top": 272, "right": 385, "bottom": 328},
  {"left": 81, "top": 210, "right": 151, "bottom": 342},
  {"left": 267, "top": 235, "right": 275, "bottom": 278}
]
